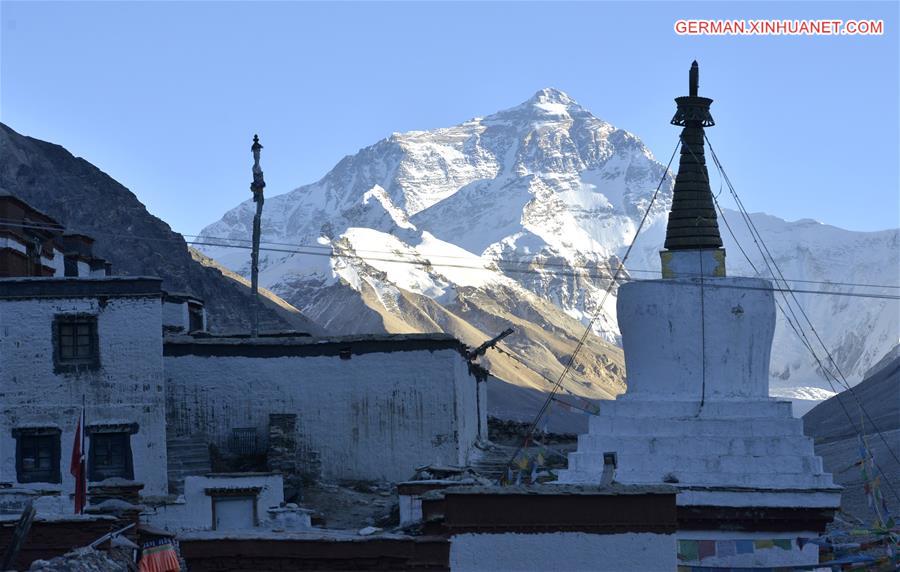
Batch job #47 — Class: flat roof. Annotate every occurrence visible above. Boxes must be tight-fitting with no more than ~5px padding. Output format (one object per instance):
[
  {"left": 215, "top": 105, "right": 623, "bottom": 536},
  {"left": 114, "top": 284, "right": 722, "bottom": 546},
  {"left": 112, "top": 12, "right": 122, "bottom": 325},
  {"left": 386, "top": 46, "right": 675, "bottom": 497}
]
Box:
[
  {"left": 424, "top": 483, "right": 677, "bottom": 499},
  {"left": 163, "top": 333, "right": 466, "bottom": 359},
  {"left": 0, "top": 276, "right": 162, "bottom": 299}
]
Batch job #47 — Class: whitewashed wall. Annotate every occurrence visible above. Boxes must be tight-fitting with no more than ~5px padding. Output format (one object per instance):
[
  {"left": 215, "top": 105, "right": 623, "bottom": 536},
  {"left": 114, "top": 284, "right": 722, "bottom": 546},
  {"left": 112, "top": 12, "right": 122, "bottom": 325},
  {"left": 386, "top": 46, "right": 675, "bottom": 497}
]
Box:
[
  {"left": 161, "top": 299, "right": 189, "bottom": 332},
  {"left": 0, "top": 292, "right": 168, "bottom": 497},
  {"left": 143, "top": 474, "right": 284, "bottom": 532},
  {"left": 618, "top": 277, "right": 775, "bottom": 399},
  {"left": 165, "top": 344, "right": 482, "bottom": 482},
  {"left": 449, "top": 532, "right": 675, "bottom": 571}
]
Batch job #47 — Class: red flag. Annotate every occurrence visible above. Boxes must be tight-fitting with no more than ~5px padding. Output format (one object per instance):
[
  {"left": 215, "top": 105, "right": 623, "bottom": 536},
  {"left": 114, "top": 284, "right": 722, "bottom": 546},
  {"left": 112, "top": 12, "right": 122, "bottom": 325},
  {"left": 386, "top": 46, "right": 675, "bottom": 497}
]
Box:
[{"left": 70, "top": 408, "right": 86, "bottom": 514}]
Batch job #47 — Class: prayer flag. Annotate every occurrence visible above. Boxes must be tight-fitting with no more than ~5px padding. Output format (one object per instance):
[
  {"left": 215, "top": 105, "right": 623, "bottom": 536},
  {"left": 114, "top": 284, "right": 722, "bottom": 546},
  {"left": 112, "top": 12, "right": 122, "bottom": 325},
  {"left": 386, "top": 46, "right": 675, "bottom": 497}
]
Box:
[
  {"left": 735, "top": 540, "right": 754, "bottom": 554},
  {"left": 698, "top": 540, "right": 716, "bottom": 560},
  {"left": 678, "top": 540, "right": 699, "bottom": 562},
  {"left": 716, "top": 540, "right": 736, "bottom": 557},
  {"left": 69, "top": 407, "right": 86, "bottom": 514},
  {"left": 754, "top": 539, "right": 775, "bottom": 549},
  {"left": 773, "top": 538, "right": 792, "bottom": 550}
]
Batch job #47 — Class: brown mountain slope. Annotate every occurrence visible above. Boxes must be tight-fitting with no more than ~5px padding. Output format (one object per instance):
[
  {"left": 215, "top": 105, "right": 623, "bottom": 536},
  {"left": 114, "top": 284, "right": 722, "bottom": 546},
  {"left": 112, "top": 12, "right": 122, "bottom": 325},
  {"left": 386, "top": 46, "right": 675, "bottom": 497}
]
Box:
[{"left": 0, "top": 122, "right": 322, "bottom": 334}]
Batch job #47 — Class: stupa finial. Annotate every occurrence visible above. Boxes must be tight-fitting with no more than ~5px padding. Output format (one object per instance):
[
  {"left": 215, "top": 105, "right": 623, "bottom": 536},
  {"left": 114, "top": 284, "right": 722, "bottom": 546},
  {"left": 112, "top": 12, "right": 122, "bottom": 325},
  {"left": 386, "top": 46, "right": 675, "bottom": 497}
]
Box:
[
  {"left": 689, "top": 61, "right": 699, "bottom": 97},
  {"left": 662, "top": 61, "right": 724, "bottom": 254}
]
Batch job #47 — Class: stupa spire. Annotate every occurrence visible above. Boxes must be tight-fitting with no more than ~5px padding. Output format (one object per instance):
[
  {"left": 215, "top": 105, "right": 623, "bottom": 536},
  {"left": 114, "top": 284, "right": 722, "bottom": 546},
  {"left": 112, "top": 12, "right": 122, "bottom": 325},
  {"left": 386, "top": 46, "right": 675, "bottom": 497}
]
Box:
[{"left": 663, "top": 61, "right": 723, "bottom": 251}]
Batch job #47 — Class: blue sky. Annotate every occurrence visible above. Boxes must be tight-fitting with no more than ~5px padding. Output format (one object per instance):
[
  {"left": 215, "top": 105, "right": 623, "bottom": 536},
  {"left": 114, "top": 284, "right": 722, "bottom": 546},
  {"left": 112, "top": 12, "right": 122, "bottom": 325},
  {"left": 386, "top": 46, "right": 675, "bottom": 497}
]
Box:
[{"left": 1, "top": 1, "right": 897, "bottom": 236}]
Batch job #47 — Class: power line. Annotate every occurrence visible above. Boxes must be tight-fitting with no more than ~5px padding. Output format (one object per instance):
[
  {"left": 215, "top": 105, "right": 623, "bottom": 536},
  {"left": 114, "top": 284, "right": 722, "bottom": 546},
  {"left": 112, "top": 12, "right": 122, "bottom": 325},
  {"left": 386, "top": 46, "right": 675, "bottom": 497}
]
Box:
[
  {"left": 701, "top": 135, "right": 900, "bottom": 501},
  {"left": 3, "top": 218, "right": 898, "bottom": 291},
  {"left": 498, "top": 137, "right": 682, "bottom": 479},
  {"left": 2, "top": 220, "right": 898, "bottom": 301}
]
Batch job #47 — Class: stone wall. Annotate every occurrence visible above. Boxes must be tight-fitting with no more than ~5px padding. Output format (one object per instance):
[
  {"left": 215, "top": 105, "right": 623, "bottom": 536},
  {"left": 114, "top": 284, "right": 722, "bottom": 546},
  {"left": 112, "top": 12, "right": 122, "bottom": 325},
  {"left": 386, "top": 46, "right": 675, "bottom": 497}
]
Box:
[{"left": 164, "top": 338, "right": 484, "bottom": 482}]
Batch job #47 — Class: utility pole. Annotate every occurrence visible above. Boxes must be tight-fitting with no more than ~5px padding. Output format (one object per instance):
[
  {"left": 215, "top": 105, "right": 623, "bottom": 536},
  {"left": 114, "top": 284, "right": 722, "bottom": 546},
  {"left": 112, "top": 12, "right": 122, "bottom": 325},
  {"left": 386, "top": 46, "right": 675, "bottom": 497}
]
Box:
[{"left": 250, "top": 134, "right": 266, "bottom": 337}]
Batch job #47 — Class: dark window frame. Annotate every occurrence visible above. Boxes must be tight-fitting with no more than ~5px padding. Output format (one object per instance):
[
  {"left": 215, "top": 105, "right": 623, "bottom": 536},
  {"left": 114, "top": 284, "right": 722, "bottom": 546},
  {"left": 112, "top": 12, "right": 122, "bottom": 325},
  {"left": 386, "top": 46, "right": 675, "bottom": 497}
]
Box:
[
  {"left": 13, "top": 427, "right": 61, "bottom": 484},
  {"left": 187, "top": 302, "right": 204, "bottom": 333},
  {"left": 88, "top": 431, "right": 134, "bottom": 481},
  {"left": 53, "top": 313, "right": 100, "bottom": 373}
]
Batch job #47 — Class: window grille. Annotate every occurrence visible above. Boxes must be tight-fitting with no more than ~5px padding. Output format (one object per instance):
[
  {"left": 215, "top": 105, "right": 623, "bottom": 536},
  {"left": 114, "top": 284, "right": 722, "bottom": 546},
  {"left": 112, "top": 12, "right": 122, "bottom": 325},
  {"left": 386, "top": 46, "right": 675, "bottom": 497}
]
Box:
[{"left": 231, "top": 427, "right": 258, "bottom": 456}]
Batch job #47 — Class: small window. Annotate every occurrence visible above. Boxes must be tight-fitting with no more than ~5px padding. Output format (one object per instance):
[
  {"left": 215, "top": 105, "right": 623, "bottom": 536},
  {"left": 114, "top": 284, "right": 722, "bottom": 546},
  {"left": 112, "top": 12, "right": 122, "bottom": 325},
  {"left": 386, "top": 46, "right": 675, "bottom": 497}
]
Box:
[
  {"left": 54, "top": 315, "right": 99, "bottom": 372},
  {"left": 15, "top": 429, "right": 61, "bottom": 484},
  {"left": 188, "top": 302, "right": 204, "bottom": 333},
  {"left": 230, "top": 427, "right": 258, "bottom": 455},
  {"left": 89, "top": 432, "right": 133, "bottom": 481}
]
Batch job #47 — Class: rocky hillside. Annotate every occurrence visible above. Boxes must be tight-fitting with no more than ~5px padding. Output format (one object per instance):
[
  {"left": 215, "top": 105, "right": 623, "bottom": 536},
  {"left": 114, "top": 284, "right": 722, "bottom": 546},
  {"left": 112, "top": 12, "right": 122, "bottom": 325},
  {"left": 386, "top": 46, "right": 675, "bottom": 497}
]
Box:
[
  {"left": 803, "top": 345, "right": 900, "bottom": 519},
  {"left": 198, "top": 88, "right": 898, "bottom": 403},
  {"left": 0, "top": 122, "right": 321, "bottom": 335}
]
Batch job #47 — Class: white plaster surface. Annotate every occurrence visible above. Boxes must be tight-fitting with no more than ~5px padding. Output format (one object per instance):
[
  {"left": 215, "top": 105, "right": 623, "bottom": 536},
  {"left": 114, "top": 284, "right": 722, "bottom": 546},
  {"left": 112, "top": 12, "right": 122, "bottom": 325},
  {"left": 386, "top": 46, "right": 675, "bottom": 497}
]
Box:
[
  {"left": 618, "top": 277, "right": 774, "bottom": 400},
  {"left": 47, "top": 249, "right": 65, "bottom": 276},
  {"left": 449, "top": 532, "right": 674, "bottom": 571},
  {"left": 560, "top": 276, "right": 835, "bottom": 493},
  {"left": 0, "top": 237, "right": 27, "bottom": 255},
  {"left": 161, "top": 300, "right": 189, "bottom": 332},
  {"left": 165, "top": 346, "right": 482, "bottom": 482},
  {"left": 398, "top": 493, "right": 422, "bottom": 526},
  {"left": 0, "top": 293, "right": 168, "bottom": 499},
  {"left": 142, "top": 474, "right": 284, "bottom": 532}
]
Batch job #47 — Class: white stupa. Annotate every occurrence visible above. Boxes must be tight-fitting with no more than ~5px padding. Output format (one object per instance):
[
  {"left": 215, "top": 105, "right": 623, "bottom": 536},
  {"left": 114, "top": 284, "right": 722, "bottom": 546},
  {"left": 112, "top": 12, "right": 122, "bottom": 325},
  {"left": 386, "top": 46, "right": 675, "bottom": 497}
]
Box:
[{"left": 558, "top": 62, "right": 840, "bottom": 569}]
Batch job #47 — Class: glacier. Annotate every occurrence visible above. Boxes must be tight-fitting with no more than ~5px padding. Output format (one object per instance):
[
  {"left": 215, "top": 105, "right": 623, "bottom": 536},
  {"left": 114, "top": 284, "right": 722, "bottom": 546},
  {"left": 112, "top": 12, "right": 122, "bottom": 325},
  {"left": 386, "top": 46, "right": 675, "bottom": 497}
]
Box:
[{"left": 197, "top": 87, "right": 899, "bottom": 403}]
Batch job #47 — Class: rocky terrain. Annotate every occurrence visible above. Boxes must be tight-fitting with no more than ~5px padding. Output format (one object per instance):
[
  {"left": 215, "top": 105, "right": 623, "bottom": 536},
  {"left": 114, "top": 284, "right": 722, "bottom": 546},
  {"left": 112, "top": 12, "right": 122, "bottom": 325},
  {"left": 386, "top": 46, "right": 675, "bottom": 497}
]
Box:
[
  {"left": 0, "top": 122, "right": 321, "bottom": 335},
  {"left": 803, "top": 344, "right": 900, "bottom": 520}
]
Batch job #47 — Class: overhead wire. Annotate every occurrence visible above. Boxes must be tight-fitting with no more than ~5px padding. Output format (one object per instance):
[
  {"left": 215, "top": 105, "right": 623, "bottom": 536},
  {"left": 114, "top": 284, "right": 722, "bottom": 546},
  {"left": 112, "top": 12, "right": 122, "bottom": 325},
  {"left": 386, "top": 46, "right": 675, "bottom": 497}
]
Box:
[
  {"left": 1, "top": 219, "right": 897, "bottom": 301},
  {"left": 498, "top": 137, "right": 682, "bottom": 479},
  {"left": 1, "top": 220, "right": 898, "bottom": 290},
  {"left": 695, "top": 135, "right": 900, "bottom": 501}
]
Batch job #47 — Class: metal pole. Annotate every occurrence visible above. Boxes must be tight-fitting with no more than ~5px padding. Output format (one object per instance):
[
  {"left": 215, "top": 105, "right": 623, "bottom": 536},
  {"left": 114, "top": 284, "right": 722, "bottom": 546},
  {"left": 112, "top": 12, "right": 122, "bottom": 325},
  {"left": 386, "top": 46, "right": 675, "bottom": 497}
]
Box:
[{"left": 250, "top": 134, "right": 266, "bottom": 337}]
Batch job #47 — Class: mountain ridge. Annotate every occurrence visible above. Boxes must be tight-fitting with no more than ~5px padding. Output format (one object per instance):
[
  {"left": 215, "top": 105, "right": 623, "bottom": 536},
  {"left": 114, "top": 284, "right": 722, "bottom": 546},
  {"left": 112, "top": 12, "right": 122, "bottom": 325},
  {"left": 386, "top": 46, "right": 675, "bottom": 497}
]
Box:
[
  {"left": 192, "top": 89, "right": 897, "bottom": 402},
  {"left": 0, "top": 122, "right": 323, "bottom": 335}
]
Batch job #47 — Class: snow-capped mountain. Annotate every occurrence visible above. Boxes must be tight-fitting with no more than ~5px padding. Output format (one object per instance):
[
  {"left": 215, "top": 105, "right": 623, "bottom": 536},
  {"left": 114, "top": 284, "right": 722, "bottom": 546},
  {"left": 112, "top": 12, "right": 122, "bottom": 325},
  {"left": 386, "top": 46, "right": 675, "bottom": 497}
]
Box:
[{"left": 198, "top": 88, "right": 899, "bottom": 403}]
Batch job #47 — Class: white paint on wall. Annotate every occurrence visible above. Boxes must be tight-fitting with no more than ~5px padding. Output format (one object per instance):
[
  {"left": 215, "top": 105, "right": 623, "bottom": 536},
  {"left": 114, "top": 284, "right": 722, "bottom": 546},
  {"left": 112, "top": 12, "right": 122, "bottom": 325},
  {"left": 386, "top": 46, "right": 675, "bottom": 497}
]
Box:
[
  {"left": 618, "top": 277, "right": 775, "bottom": 400},
  {"left": 398, "top": 493, "right": 422, "bottom": 526},
  {"left": 449, "top": 532, "right": 674, "bottom": 572},
  {"left": 0, "top": 237, "right": 27, "bottom": 255},
  {"left": 161, "top": 300, "right": 189, "bottom": 332},
  {"left": 165, "top": 344, "right": 481, "bottom": 482},
  {"left": 47, "top": 249, "right": 65, "bottom": 276},
  {"left": 560, "top": 276, "right": 836, "bottom": 494},
  {"left": 142, "top": 474, "right": 284, "bottom": 532},
  {"left": 0, "top": 292, "right": 168, "bottom": 499}
]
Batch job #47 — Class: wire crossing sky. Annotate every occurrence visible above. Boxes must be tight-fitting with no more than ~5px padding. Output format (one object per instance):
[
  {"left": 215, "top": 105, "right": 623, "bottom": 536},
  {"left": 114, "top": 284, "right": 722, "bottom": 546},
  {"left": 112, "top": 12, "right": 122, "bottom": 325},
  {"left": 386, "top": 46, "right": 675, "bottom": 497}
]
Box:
[{"left": 1, "top": 1, "right": 898, "bottom": 236}]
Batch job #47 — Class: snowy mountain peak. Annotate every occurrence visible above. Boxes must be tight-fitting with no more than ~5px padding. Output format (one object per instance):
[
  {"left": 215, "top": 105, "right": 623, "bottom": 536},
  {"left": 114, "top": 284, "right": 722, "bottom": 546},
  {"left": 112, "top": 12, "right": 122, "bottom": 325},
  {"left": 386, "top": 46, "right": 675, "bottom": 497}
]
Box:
[
  {"left": 488, "top": 87, "right": 593, "bottom": 125},
  {"left": 198, "top": 90, "right": 899, "bottom": 401},
  {"left": 529, "top": 87, "right": 577, "bottom": 106}
]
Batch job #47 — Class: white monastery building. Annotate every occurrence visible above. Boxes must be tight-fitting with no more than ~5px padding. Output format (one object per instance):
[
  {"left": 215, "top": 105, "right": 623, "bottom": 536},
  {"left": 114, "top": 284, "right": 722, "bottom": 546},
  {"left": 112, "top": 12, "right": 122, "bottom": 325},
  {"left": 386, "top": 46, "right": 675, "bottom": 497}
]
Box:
[{"left": 0, "top": 193, "right": 486, "bottom": 532}]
